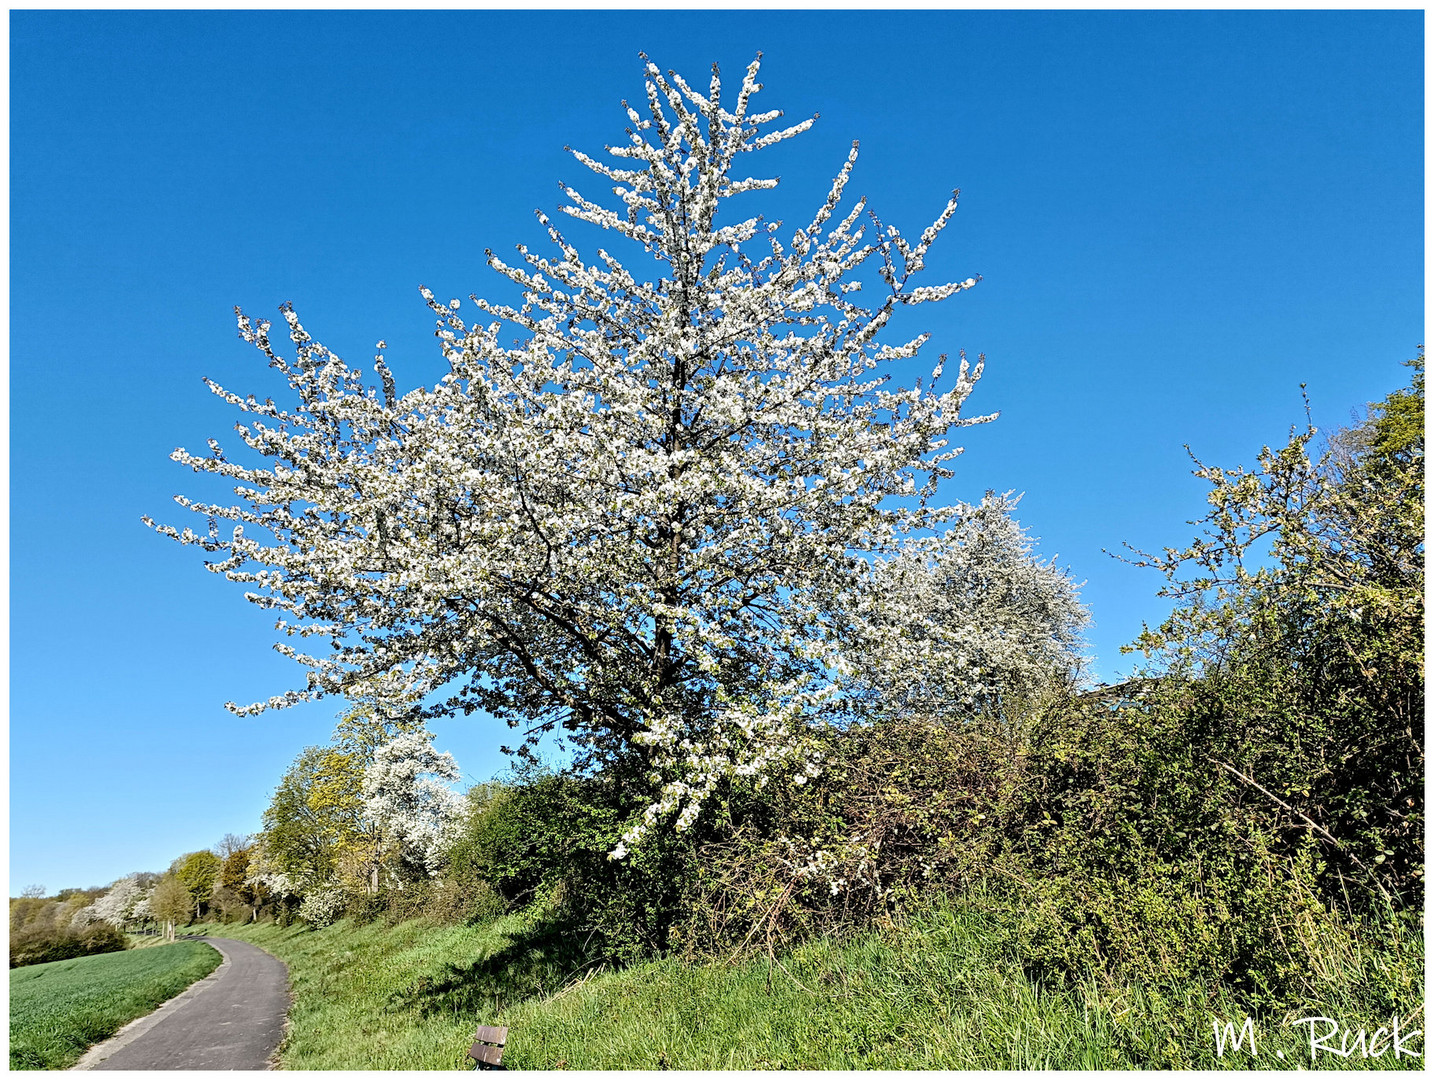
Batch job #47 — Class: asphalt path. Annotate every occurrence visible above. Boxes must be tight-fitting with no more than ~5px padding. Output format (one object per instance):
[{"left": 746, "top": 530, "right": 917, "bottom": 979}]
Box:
[{"left": 74, "top": 937, "right": 290, "bottom": 1071}]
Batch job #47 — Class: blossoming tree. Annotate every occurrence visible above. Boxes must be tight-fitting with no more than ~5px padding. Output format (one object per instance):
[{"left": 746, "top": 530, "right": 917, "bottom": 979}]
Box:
[
  {"left": 150, "top": 56, "right": 999, "bottom": 851},
  {"left": 843, "top": 493, "right": 1087, "bottom": 725},
  {"left": 362, "top": 728, "right": 464, "bottom": 877},
  {"left": 80, "top": 874, "right": 152, "bottom": 930}
]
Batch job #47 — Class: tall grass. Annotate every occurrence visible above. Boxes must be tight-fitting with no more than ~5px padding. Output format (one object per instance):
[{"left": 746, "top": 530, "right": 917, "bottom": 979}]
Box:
[
  {"left": 194, "top": 896, "right": 1423, "bottom": 1070},
  {"left": 8, "top": 941, "right": 221, "bottom": 1069}
]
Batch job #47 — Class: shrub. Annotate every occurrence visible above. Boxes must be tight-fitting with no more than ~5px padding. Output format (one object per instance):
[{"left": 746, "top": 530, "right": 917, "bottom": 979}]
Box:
[
  {"left": 980, "top": 357, "right": 1426, "bottom": 997},
  {"left": 1123, "top": 354, "right": 1424, "bottom": 913},
  {"left": 672, "top": 716, "right": 1013, "bottom": 957},
  {"left": 10, "top": 920, "right": 127, "bottom": 968},
  {"left": 446, "top": 764, "right": 701, "bottom": 961},
  {"left": 298, "top": 887, "right": 347, "bottom": 929}
]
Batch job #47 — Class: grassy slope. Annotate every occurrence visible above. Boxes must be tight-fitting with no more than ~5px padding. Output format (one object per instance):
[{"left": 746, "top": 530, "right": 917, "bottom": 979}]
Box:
[
  {"left": 194, "top": 901, "right": 1423, "bottom": 1070},
  {"left": 8, "top": 940, "right": 222, "bottom": 1070}
]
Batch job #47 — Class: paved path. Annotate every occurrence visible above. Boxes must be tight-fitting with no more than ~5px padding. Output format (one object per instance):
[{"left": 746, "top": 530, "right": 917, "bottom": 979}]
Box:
[{"left": 74, "top": 937, "right": 290, "bottom": 1071}]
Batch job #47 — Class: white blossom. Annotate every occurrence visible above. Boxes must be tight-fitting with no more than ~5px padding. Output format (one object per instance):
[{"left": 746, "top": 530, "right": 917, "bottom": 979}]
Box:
[
  {"left": 362, "top": 728, "right": 463, "bottom": 876},
  {"left": 840, "top": 493, "right": 1087, "bottom": 722},
  {"left": 85, "top": 874, "right": 151, "bottom": 929},
  {"left": 248, "top": 869, "right": 298, "bottom": 899},
  {"left": 152, "top": 55, "right": 993, "bottom": 852},
  {"left": 298, "top": 886, "right": 347, "bottom": 928}
]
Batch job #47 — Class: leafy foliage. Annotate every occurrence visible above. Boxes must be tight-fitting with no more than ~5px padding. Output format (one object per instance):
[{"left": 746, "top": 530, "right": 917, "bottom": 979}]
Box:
[
  {"left": 10, "top": 919, "right": 126, "bottom": 969},
  {"left": 1123, "top": 351, "right": 1424, "bottom": 910},
  {"left": 174, "top": 850, "right": 221, "bottom": 919},
  {"left": 9, "top": 888, "right": 118, "bottom": 968},
  {"left": 447, "top": 763, "right": 697, "bottom": 961},
  {"left": 973, "top": 355, "right": 1425, "bottom": 995},
  {"left": 259, "top": 744, "right": 367, "bottom": 891},
  {"left": 149, "top": 875, "right": 194, "bottom": 939}
]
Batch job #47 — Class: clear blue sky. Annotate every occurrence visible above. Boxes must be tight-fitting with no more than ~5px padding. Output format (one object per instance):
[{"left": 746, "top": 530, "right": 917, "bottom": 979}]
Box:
[{"left": 9, "top": 10, "right": 1422, "bottom": 894}]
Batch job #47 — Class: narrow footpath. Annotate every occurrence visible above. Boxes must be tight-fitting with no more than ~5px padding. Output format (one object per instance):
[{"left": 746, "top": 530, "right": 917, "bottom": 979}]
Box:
[{"left": 73, "top": 937, "right": 290, "bottom": 1071}]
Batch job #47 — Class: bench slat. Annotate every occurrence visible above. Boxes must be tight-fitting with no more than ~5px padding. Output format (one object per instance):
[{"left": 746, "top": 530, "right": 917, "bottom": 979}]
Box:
[
  {"left": 474, "top": 1025, "right": 508, "bottom": 1046},
  {"left": 468, "top": 1042, "right": 504, "bottom": 1067}
]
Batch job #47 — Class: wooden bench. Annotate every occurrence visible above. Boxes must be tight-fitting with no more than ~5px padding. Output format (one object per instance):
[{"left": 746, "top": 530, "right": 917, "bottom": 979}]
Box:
[{"left": 467, "top": 1025, "right": 507, "bottom": 1070}]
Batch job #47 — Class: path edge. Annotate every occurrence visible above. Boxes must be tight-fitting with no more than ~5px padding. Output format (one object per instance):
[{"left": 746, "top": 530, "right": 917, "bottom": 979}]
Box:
[{"left": 70, "top": 938, "right": 232, "bottom": 1071}]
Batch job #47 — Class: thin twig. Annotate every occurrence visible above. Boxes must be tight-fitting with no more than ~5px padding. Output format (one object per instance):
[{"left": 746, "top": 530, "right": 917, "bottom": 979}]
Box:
[
  {"left": 728, "top": 877, "right": 795, "bottom": 964},
  {"left": 1211, "top": 758, "right": 1393, "bottom": 903}
]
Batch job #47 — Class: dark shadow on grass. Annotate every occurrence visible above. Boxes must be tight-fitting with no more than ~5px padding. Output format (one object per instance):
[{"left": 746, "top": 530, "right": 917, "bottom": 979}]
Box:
[{"left": 389, "top": 915, "right": 608, "bottom": 1019}]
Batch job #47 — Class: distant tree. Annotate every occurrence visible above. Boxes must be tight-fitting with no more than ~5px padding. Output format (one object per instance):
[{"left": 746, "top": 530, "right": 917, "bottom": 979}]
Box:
[
  {"left": 362, "top": 728, "right": 464, "bottom": 878},
  {"left": 260, "top": 745, "right": 367, "bottom": 891},
  {"left": 332, "top": 700, "right": 427, "bottom": 891},
  {"left": 220, "top": 846, "right": 250, "bottom": 891},
  {"left": 840, "top": 492, "right": 1087, "bottom": 725},
  {"left": 85, "top": 874, "right": 151, "bottom": 930},
  {"left": 259, "top": 702, "right": 430, "bottom": 896},
  {"left": 20, "top": 884, "right": 44, "bottom": 899},
  {"left": 149, "top": 876, "right": 192, "bottom": 942},
  {"left": 213, "top": 833, "right": 254, "bottom": 861},
  {"left": 218, "top": 845, "right": 261, "bottom": 921},
  {"left": 174, "top": 851, "right": 221, "bottom": 921},
  {"left": 240, "top": 837, "right": 300, "bottom": 920},
  {"left": 207, "top": 886, "right": 250, "bottom": 923}
]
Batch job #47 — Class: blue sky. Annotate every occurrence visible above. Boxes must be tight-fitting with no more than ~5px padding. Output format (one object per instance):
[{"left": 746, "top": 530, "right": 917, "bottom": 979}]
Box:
[{"left": 9, "top": 9, "right": 1422, "bottom": 893}]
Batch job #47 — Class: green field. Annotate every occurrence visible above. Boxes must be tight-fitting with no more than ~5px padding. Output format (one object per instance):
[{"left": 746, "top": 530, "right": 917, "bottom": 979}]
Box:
[
  {"left": 8, "top": 940, "right": 222, "bottom": 1070},
  {"left": 190, "top": 901, "right": 1423, "bottom": 1070}
]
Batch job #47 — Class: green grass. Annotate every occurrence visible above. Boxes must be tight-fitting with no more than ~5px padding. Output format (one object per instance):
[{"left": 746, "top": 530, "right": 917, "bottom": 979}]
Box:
[
  {"left": 8, "top": 940, "right": 222, "bottom": 1070},
  {"left": 191, "top": 900, "right": 1424, "bottom": 1070}
]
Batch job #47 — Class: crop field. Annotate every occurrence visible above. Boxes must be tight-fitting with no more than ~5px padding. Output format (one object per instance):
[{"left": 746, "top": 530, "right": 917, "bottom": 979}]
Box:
[{"left": 8, "top": 940, "right": 221, "bottom": 1070}]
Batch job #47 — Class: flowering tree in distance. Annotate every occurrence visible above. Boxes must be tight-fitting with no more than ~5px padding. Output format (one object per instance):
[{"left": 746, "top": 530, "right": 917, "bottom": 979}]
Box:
[
  {"left": 81, "top": 874, "right": 152, "bottom": 930},
  {"left": 843, "top": 493, "right": 1087, "bottom": 725},
  {"left": 150, "top": 56, "right": 996, "bottom": 851},
  {"left": 362, "top": 728, "right": 464, "bottom": 878}
]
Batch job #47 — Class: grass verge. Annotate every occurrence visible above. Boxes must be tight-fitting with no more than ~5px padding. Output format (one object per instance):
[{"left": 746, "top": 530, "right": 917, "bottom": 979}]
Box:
[
  {"left": 8, "top": 940, "right": 222, "bottom": 1070},
  {"left": 191, "top": 899, "right": 1423, "bottom": 1070}
]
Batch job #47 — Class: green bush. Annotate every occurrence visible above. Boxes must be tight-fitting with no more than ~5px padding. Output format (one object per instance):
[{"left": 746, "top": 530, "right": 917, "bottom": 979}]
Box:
[
  {"left": 976, "top": 356, "right": 1425, "bottom": 998},
  {"left": 10, "top": 920, "right": 128, "bottom": 969},
  {"left": 1123, "top": 355, "right": 1423, "bottom": 914},
  {"left": 445, "top": 763, "right": 704, "bottom": 961}
]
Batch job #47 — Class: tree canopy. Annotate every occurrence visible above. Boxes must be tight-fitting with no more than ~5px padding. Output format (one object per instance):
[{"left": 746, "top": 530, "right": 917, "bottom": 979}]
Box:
[{"left": 149, "top": 55, "right": 1091, "bottom": 848}]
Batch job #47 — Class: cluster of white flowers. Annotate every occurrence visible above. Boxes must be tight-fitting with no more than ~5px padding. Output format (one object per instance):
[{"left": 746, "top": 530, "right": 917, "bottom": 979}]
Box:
[
  {"left": 78, "top": 874, "right": 152, "bottom": 929},
  {"left": 247, "top": 870, "right": 298, "bottom": 900},
  {"left": 151, "top": 55, "right": 996, "bottom": 854},
  {"left": 841, "top": 493, "right": 1088, "bottom": 722},
  {"left": 298, "top": 886, "right": 347, "bottom": 928},
  {"left": 362, "top": 728, "right": 463, "bottom": 876},
  {"left": 782, "top": 835, "right": 882, "bottom": 899}
]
